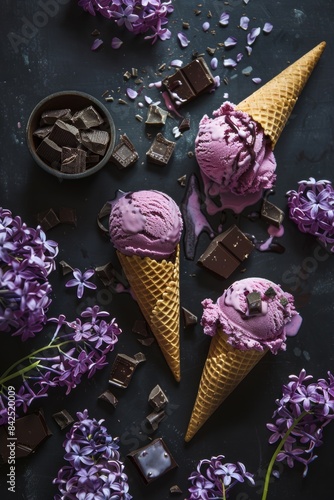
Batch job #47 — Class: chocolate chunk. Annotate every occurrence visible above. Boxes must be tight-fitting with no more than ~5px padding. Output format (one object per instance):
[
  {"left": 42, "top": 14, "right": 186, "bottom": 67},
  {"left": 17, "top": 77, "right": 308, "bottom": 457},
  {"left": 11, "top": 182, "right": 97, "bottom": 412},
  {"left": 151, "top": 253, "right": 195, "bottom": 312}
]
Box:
[
  {"left": 280, "top": 296, "right": 288, "bottom": 307},
  {"left": 58, "top": 207, "right": 77, "bottom": 226},
  {"left": 48, "top": 120, "right": 80, "bottom": 148},
  {"left": 137, "top": 337, "right": 155, "bottom": 346},
  {"left": 40, "top": 108, "right": 72, "bottom": 126},
  {"left": 38, "top": 208, "right": 60, "bottom": 231},
  {"left": 146, "top": 133, "right": 175, "bottom": 166},
  {"left": 163, "top": 57, "right": 215, "bottom": 107},
  {"left": 133, "top": 352, "right": 146, "bottom": 364},
  {"left": 170, "top": 484, "right": 183, "bottom": 494},
  {"left": 61, "top": 147, "right": 86, "bottom": 174},
  {"left": 0, "top": 409, "right": 51, "bottom": 463},
  {"left": 98, "top": 389, "right": 118, "bottom": 408},
  {"left": 132, "top": 319, "right": 149, "bottom": 337},
  {"left": 181, "top": 307, "right": 198, "bottom": 328},
  {"left": 72, "top": 105, "right": 104, "bottom": 129},
  {"left": 261, "top": 199, "right": 285, "bottom": 228},
  {"left": 110, "top": 134, "right": 138, "bottom": 169},
  {"left": 52, "top": 409, "right": 74, "bottom": 430},
  {"left": 246, "top": 291, "right": 262, "bottom": 316},
  {"left": 59, "top": 260, "right": 74, "bottom": 276},
  {"left": 36, "top": 137, "right": 62, "bottom": 166},
  {"left": 80, "top": 129, "right": 110, "bottom": 155},
  {"left": 178, "top": 117, "right": 190, "bottom": 132},
  {"left": 264, "top": 286, "right": 277, "bottom": 298},
  {"left": 198, "top": 225, "right": 254, "bottom": 279},
  {"left": 148, "top": 385, "right": 168, "bottom": 411},
  {"left": 145, "top": 105, "right": 169, "bottom": 126},
  {"left": 145, "top": 410, "right": 166, "bottom": 431},
  {"left": 109, "top": 353, "right": 139, "bottom": 388},
  {"left": 127, "top": 438, "right": 178, "bottom": 485},
  {"left": 33, "top": 126, "right": 53, "bottom": 139},
  {"left": 177, "top": 174, "right": 187, "bottom": 187}
]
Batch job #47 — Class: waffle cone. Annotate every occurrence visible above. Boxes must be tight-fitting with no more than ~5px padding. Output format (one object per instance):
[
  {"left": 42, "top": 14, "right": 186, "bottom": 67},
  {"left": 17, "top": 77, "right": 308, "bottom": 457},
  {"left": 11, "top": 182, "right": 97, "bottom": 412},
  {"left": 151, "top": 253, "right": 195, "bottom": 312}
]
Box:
[
  {"left": 117, "top": 245, "right": 181, "bottom": 382},
  {"left": 185, "top": 329, "right": 267, "bottom": 441},
  {"left": 235, "top": 41, "right": 326, "bottom": 148}
]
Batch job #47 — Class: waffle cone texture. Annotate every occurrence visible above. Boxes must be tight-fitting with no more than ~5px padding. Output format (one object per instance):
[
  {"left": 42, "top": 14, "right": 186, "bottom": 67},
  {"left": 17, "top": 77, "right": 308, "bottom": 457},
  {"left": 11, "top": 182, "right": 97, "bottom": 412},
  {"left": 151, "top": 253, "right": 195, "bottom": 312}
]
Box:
[
  {"left": 117, "top": 245, "right": 181, "bottom": 382},
  {"left": 185, "top": 329, "right": 267, "bottom": 442},
  {"left": 235, "top": 41, "right": 326, "bottom": 148}
]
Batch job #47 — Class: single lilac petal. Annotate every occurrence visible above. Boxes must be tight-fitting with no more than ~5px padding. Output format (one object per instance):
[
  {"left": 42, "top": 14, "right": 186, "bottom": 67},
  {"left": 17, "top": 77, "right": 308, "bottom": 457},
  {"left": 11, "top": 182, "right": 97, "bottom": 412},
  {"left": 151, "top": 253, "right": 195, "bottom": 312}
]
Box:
[
  {"left": 223, "top": 58, "right": 237, "bottom": 68},
  {"left": 224, "top": 36, "right": 237, "bottom": 48},
  {"left": 236, "top": 52, "right": 243, "bottom": 62},
  {"left": 246, "top": 45, "right": 253, "bottom": 56},
  {"left": 219, "top": 12, "right": 230, "bottom": 26},
  {"left": 144, "top": 95, "right": 153, "bottom": 105},
  {"left": 111, "top": 37, "right": 123, "bottom": 49},
  {"left": 202, "top": 22, "right": 210, "bottom": 32},
  {"left": 213, "top": 75, "right": 221, "bottom": 88},
  {"left": 244, "top": 0, "right": 250, "bottom": 4},
  {"left": 210, "top": 57, "right": 218, "bottom": 70},
  {"left": 252, "top": 77, "right": 262, "bottom": 84},
  {"left": 126, "top": 88, "right": 138, "bottom": 100},
  {"left": 91, "top": 38, "right": 103, "bottom": 51},
  {"left": 177, "top": 32, "right": 190, "bottom": 48},
  {"left": 263, "top": 22, "right": 273, "bottom": 33},
  {"left": 247, "top": 27, "right": 261, "bottom": 45},
  {"left": 240, "top": 16, "right": 250, "bottom": 30},
  {"left": 170, "top": 59, "right": 183, "bottom": 67}
]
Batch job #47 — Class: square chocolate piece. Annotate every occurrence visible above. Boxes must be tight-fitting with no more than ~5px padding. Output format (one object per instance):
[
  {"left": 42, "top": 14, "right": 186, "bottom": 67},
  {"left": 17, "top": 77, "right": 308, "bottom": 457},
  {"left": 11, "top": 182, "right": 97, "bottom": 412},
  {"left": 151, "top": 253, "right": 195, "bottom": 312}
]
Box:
[
  {"left": 146, "top": 133, "right": 175, "bottom": 166},
  {"left": 110, "top": 134, "right": 138, "bottom": 169},
  {"left": 261, "top": 199, "right": 285, "bottom": 228},
  {"left": 127, "top": 438, "right": 178, "bottom": 484},
  {"left": 52, "top": 409, "right": 74, "bottom": 430},
  {"left": 109, "top": 353, "right": 138, "bottom": 388},
  {"left": 145, "top": 105, "right": 169, "bottom": 126}
]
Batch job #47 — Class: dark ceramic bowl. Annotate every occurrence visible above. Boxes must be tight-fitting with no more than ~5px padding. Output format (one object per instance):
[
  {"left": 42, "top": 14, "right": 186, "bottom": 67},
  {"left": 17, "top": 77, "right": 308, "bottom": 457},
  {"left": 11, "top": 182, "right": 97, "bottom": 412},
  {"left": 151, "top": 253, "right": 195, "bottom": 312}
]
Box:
[{"left": 26, "top": 90, "right": 116, "bottom": 179}]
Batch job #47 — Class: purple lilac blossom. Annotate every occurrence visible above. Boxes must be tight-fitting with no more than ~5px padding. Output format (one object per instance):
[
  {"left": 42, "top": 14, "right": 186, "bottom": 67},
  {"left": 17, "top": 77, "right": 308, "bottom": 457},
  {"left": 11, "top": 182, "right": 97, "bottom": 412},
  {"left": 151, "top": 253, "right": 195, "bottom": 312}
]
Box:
[
  {"left": 0, "top": 306, "right": 122, "bottom": 425},
  {"left": 54, "top": 409, "right": 132, "bottom": 499},
  {"left": 267, "top": 369, "right": 334, "bottom": 477},
  {"left": 0, "top": 207, "right": 58, "bottom": 341},
  {"left": 286, "top": 178, "right": 334, "bottom": 253},
  {"left": 65, "top": 268, "right": 97, "bottom": 299}
]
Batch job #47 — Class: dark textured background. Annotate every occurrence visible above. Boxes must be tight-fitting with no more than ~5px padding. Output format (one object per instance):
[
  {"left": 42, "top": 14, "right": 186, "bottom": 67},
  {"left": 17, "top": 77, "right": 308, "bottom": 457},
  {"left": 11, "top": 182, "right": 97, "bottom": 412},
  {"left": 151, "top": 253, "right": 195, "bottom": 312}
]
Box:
[{"left": 1, "top": 1, "right": 333, "bottom": 499}]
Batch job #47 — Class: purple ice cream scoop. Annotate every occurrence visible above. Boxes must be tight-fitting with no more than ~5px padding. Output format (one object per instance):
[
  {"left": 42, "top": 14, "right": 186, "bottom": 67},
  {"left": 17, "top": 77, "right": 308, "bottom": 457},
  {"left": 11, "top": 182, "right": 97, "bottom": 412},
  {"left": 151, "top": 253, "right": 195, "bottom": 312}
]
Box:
[
  {"left": 109, "top": 190, "right": 183, "bottom": 260},
  {"left": 201, "top": 277, "right": 302, "bottom": 353}
]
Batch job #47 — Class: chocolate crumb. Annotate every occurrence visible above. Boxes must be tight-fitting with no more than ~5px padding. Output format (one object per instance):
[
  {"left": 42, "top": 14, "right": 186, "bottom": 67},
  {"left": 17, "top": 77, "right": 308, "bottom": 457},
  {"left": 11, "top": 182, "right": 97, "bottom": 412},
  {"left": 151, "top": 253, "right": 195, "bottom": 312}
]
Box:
[
  {"left": 182, "top": 307, "right": 198, "bottom": 327},
  {"left": 170, "top": 485, "right": 183, "bottom": 494},
  {"left": 280, "top": 296, "right": 289, "bottom": 307},
  {"left": 264, "top": 286, "right": 277, "bottom": 298},
  {"left": 246, "top": 291, "right": 262, "bottom": 316},
  {"left": 52, "top": 409, "right": 74, "bottom": 430},
  {"left": 59, "top": 260, "right": 74, "bottom": 276},
  {"left": 98, "top": 389, "right": 118, "bottom": 408},
  {"left": 178, "top": 174, "right": 187, "bottom": 187}
]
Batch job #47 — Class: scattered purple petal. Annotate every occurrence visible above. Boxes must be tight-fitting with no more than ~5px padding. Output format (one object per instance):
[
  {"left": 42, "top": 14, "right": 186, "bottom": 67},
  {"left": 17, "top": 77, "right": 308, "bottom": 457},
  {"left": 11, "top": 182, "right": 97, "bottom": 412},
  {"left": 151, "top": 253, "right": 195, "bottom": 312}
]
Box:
[
  {"left": 246, "top": 45, "right": 253, "bottom": 56},
  {"left": 214, "top": 75, "right": 221, "bottom": 88},
  {"left": 126, "top": 88, "right": 138, "bottom": 100},
  {"left": 111, "top": 37, "right": 123, "bottom": 49},
  {"left": 244, "top": 0, "right": 250, "bottom": 4},
  {"left": 210, "top": 57, "right": 218, "bottom": 70},
  {"left": 137, "top": 102, "right": 144, "bottom": 108},
  {"left": 148, "top": 81, "right": 162, "bottom": 88},
  {"left": 236, "top": 52, "right": 243, "bottom": 63},
  {"left": 144, "top": 95, "right": 153, "bottom": 105},
  {"left": 202, "top": 22, "right": 210, "bottom": 32},
  {"left": 177, "top": 32, "right": 190, "bottom": 48},
  {"left": 170, "top": 59, "right": 183, "bottom": 68},
  {"left": 247, "top": 27, "right": 261, "bottom": 45},
  {"left": 224, "top": 36, "right": 237, "bottom": 48},
  {"left": 263, "top": 22, "right": 273, "bottom": 33},
  {"left": 219, "top": 12, "right": 230, "bottom": 26},
  {"left": 223, "top": 92, "right": 229, "bottom": 99},
  {"left": 223, "top": 58, "right": 237, "bottom": 68},
  {"left": 91, "top": 38, "right": 103, "bottom": 51},
  {"left": 240, "top": 16, "right": 250, "bottom": 30},
  {"left": 252, "top": 77, "right": 262, "bottom": 84}
]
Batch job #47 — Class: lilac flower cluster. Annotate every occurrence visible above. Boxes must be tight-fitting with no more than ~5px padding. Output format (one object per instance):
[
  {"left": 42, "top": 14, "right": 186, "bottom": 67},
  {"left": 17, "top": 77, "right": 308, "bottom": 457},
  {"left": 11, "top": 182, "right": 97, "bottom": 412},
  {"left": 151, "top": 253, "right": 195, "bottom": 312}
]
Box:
[
  {"left": 267, "top": 369, "right": 334, "bottom": 477},
  {"left": 78, "top": 0, "right": 174, "bottom": 44},
  {"left": 54, "top": 409, "right": 132, "bottom": 499},
  {"left": 0, "top": 306, "right": 122, "bottom": 425},
  {"left": 0, "top": 207, "right": 58, "bottom": 341},
  {"left": 287, "top": 178, "right": 334, "bottom": 252},
  {"left": 186, "top": 454, "right": 254, "bottom": 499}
]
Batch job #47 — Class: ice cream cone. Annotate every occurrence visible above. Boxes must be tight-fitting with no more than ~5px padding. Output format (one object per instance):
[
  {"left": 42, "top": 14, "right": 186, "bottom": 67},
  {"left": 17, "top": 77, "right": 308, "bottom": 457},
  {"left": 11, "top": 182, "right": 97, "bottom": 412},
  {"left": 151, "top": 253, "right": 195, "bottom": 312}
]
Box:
[
  {"left": 235, "top": 41, "right": 326, "bottom": 148},
  {"left": 117, "top": 245, "right": 181, "bottom": 382},
  {"left": 185, "top": 329, "right": 267, "bottom": 442}
]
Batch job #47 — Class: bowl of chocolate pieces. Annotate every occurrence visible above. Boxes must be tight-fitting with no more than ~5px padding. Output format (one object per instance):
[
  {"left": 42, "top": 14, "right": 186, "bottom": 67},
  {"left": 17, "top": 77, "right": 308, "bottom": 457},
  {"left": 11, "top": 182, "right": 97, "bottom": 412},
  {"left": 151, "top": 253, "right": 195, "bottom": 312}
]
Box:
[{"left": 26, "top": 90, "right": 116, "bottom": 179}]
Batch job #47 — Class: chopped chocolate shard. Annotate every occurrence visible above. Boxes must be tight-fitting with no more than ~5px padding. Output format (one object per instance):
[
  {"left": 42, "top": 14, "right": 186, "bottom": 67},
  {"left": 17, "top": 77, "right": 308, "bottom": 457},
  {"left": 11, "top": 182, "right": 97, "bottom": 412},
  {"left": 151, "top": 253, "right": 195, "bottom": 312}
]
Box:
[
  {"left": 137, "top": 337, "right": 155, "bottom": 346},
  {"left": 179, "top": 117, "right": 190, "bottom": 132},
  {"left": 61, "top": 147, "right": 86, "bottom": 174},
  {"left": 133, "top": 352, "right": 146, "bottom": 364},
  {"left": 98, "top": 389, "right": 118, "bottom": 408},
  {"left": 52, "top": 409, "right": 74, "bottom": 430},
  {"left": 146, "top": 410, "right": 166, "bottom": 431},
  {"left": 109, "top": 353, "right": 139, "bottom": 388},
  {"left": 72, "top": 105, "right": 104, "bottom": 129},
  {"left": 127, "top": 438, "right": 178, "bottom": 485},
  {"left": 178, "top": 174, "right": 187, "bottom": 187},
  {"left": 261, "top": 199, "right": 285, "bottom": 228},
  {"left": 33, "top": 126, "right": 53, "bottom": 139},
  {"left": 170, "top": 484, "right": 183, "bottom": 494},
  {"left": 146, "top": 133, "right": 175, "bottom": 166},
  {"left": 148, "top": 385, "right": 168, "bottom": 411},
  {"left": 132, "top": 319, "right": 149, "bottom": 337},
  {"left": 80, "top": 129, "right": 110, "bottom": 155},
  {"left": 95, "top": 261, "right": 116, "bottom": 286},
  {"left": 36, "top": 137, "right": 62, "bottom": 166},
  {"left": 0, "top": 409, "right": 51, "bottom": 463},
  {"left": 49, "top": 120, "right": 80, "bottom": 148},
  {"left": 182, "top": 307, "right": 198, "bottom": 327},
  {"left": 40, "top": 108, "right": 72, "bottom": 126},
  {"left": 110, "top": 134, "right": 138, "bottom": 169},
  {"left": 58, "top": 207, "right": 77, "bottom": 226},
  {"left": 264, "top": 286, "right": 277, "bottom": 298},
  {"left": 198, "top": 225, "right": 254, "bottom": 279},
  {"left": 59, "top": 260, "right": 74, "bottom": 276},
  {"left": 280, "top": 296, "right": 288, "bottom": 307},
  {"left": 38, "top": 208, "right": 60, "bottom": 231},
  {"left": 145, "top": 105, "right": 169, "bottom": 126},
  {"left": 246, "top": 291, "right": 262, "bottom": 316},
  {"left": 163, "top": 57, "right": 215, "bottom": 107}
]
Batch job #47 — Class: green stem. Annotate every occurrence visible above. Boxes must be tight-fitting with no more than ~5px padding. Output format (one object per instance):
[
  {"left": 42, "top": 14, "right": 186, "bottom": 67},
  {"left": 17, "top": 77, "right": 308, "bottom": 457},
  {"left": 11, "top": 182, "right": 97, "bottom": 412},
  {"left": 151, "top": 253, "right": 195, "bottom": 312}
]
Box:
[
  {"left": 261, "top": 411, "right": 308, "bottom": 500},
  {"left": 222, "top": 481, "right": 226, "bottom": 500}
]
